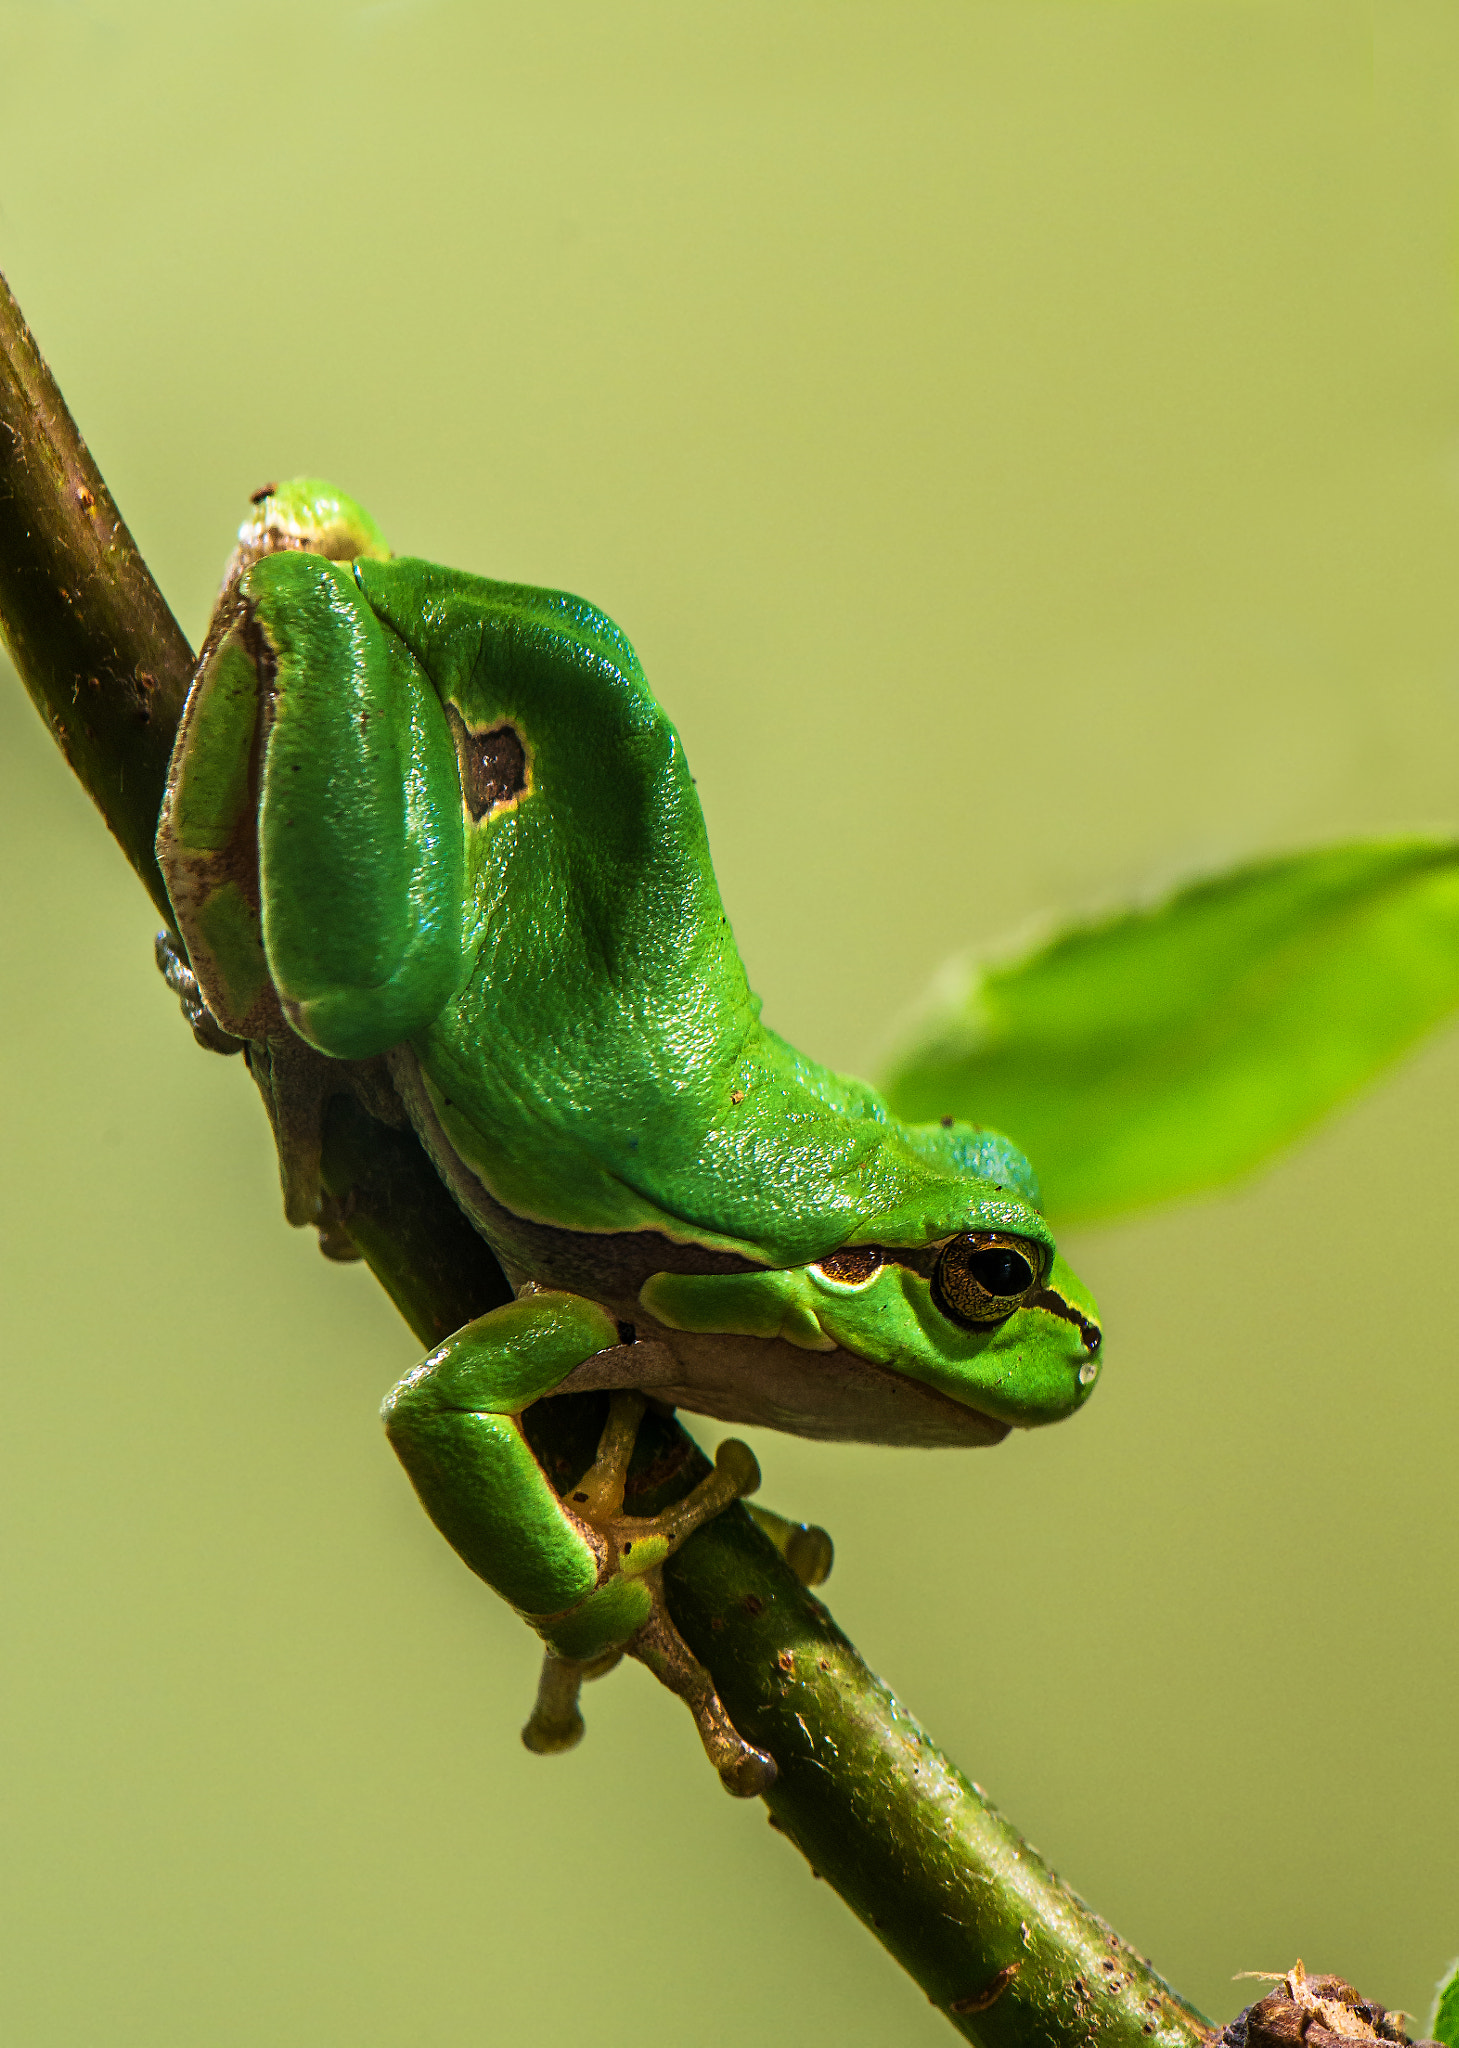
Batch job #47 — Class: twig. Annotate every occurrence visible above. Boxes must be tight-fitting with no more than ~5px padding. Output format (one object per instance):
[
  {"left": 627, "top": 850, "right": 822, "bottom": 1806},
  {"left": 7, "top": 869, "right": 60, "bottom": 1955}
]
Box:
[{"left": 0, "top": 262, "right": 1210, "bottom": 2048}]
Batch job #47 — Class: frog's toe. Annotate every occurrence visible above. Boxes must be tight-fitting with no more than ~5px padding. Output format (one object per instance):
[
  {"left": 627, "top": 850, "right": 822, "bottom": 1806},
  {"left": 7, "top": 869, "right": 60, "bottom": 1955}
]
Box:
[
  {"left": 521, "top": 1646, "right": 624, "bottom": 1755},
  {"left": 631, "top": 1601, "right": 777, "bottom": 1798},
  {"left": 521, "top": 1660, "right": 586, "bottom": 1755},
  {"left": 720, "top": 1749, "right": 778, "bottom": 1799},
  {"left": 315, "top": 1198, "right": 364, "bottom": 1263},
  {"left": 615, "top": 1435, "right": 760, "bottom": 1565},
  {"left": 522, "top": 1687, "right": 583, "bottom": 1754},
  {"left": 154, "top": 929, "right": 244, "bottom": 1056},
  {"left": 746, "top": 1503, "right": 834, "bottom": 1588}
]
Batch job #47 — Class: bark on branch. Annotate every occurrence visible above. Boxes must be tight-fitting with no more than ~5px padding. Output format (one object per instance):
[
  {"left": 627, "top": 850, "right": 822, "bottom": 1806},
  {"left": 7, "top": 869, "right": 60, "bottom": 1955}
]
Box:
[{"left": 0, "top": 270, "right": 192, "bottom": 919}]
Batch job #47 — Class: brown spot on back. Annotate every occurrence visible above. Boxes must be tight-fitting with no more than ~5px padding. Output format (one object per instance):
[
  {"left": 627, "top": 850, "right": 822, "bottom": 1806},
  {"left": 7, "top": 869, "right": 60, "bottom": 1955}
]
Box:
[{"left": 447, "top": 703, "right": 529, "bottom": 820}]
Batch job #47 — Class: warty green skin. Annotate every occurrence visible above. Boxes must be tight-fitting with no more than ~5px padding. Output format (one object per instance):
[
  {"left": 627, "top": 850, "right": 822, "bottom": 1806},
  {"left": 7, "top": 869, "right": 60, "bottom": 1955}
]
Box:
[{"left": 156, "top": 482, "right": 1102, "bottom": 1736}]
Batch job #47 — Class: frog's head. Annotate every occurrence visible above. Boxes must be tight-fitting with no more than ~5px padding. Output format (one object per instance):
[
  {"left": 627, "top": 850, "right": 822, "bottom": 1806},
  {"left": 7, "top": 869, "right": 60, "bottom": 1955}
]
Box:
[
  {"left": 802, "top": 1221, "right": 1101, "bottom": 1433},
  {"left": 784, "top": 1113, "right": 1101, "bottom": 1432},
  {"left": 219, "top": 476, "right": 392, "bottom": 595},
  {"left": 641, "top": 1118, "right": 1101, "bottom": 1438}
]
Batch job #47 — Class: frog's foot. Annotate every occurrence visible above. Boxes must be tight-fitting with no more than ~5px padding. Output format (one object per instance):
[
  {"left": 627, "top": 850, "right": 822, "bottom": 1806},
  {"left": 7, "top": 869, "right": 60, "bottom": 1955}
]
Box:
[
  {"left": 745, "top": 1503, "right": 834, "bottom": 1588},
  {"left": 533, "top": 1392, "right": 777, "bottom": 1797},
  {"left": 154, "top": 929, "right": 244, "bottom": 1056}
]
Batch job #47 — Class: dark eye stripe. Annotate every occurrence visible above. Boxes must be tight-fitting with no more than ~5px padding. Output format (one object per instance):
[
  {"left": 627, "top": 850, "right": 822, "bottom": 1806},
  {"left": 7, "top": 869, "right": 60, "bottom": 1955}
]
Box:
[
  {"left": 1027, "top": 1287, "right": 1102, "bottom": 1354},
  {"left": 815, "top": 1246, "right": 884, "bottom": 1285},
  {"left": 820, "top": 1241, "right": 1049, "bottom": 1286}
]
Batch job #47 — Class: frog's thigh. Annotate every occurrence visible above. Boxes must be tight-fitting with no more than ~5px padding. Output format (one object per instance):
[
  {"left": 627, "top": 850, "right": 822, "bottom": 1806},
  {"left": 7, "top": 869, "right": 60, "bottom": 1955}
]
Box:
[{"left": 382, "top": 1291, "right": 619, "bottom": 1619}]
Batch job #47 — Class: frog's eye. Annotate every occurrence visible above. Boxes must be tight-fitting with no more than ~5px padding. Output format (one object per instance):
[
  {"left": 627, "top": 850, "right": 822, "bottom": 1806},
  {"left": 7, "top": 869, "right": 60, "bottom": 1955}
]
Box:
[{"left": 933, "top": 1233, "right": 1043, "bottom": 1328}]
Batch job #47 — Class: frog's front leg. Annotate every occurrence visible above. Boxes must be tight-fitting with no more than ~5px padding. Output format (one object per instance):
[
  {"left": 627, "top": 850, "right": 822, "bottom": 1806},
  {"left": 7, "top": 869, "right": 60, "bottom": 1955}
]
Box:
[{"left": 381, "top": 1290, "right": 776, "bottom": 1796}]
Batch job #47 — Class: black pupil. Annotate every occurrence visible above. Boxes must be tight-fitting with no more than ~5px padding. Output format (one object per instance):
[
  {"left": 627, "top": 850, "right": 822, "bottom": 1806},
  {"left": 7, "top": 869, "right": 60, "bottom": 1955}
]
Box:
[{"left": 969, "top": 1247, "right": 1034, "bottom": 1297}]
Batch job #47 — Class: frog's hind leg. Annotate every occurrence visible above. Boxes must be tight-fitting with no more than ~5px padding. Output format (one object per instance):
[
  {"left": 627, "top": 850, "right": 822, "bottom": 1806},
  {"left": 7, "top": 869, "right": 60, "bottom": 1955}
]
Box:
[{"left": 383, "top": 1308, "right": 776, "bottom": 1793}]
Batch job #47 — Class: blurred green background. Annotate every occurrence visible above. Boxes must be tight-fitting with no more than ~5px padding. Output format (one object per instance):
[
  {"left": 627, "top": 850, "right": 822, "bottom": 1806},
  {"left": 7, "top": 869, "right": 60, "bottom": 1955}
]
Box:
[{"left": 3, "top": 4, "right": 1458, "bottom": 2042}]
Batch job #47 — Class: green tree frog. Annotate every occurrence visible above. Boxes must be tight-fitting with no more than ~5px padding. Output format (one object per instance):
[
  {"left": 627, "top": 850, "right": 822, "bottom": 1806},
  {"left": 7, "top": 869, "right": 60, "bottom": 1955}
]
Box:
[{"left": 156, "top": 481, "right": 1102, "bottom": 1796}]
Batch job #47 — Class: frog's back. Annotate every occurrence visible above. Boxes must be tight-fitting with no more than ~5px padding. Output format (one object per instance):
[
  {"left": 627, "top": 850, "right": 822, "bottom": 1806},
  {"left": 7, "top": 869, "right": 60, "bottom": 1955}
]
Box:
[{"left": 359, "top": 559, "right": 1021, "bottom": 1266}]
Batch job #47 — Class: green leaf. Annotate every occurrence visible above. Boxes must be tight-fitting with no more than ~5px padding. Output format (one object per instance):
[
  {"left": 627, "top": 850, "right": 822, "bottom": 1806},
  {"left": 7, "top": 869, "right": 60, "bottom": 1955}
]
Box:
[
  {"left": 1432, "top": 1958, "right": 1459, "bottom": 2047},
  {"left": 880, "top": 840, "right": 1459, "bottom": 1226}
]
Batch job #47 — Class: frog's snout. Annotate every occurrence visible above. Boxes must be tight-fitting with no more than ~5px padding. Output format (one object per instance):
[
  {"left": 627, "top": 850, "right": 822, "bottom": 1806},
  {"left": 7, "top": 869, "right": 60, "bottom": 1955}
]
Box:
[
  {"left": 1027, "top": 1284, "right": 1102, "bottom": 1396},
  {"left": 1028, "top": 1285, "right": 1101, "bottom": 1354}
]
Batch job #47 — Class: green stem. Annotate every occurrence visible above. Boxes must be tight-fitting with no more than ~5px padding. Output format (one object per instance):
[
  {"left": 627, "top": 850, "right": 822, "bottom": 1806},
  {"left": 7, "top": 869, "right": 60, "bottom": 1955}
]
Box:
[
  {"left": 0, "top": 262, "right": 1210, "bottom": 2048},
  {"left": 667, "top": 1516, "right": 1202, "bottom": 2045}
]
